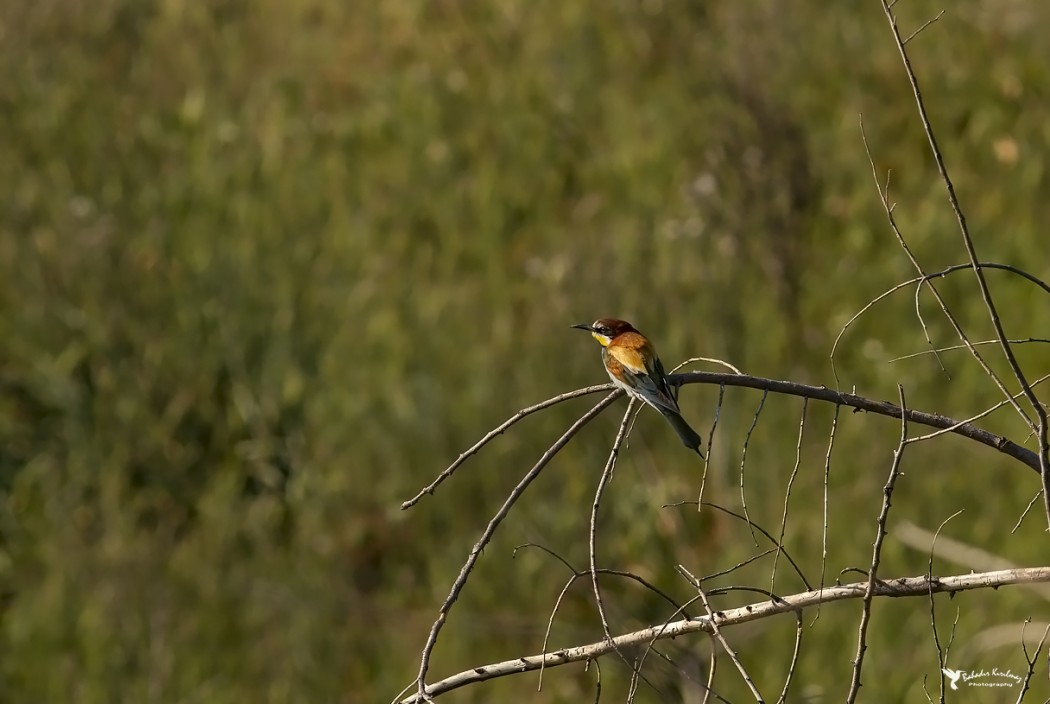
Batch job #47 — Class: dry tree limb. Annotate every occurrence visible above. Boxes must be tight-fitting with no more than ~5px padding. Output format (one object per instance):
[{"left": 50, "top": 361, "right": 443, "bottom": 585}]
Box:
[
  {"left": 670, "top": 372, "right": 1041, "bottom": 473},
  {"left": 403, "top": 372, "right": 1044, "bottom": 515},
  {"left": 397, "top": 567, "right": 1050, "bottom": 702}
]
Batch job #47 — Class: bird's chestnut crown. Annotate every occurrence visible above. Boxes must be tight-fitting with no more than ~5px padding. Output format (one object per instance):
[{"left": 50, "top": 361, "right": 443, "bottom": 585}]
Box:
[{"left": 572, "top": 318, "right": 638, "bottom": 347}]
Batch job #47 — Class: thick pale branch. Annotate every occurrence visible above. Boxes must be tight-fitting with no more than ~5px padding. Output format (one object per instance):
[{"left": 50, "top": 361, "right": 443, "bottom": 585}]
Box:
[{"left": 399, "top": 567, "right": 1050, "bottom": 702}]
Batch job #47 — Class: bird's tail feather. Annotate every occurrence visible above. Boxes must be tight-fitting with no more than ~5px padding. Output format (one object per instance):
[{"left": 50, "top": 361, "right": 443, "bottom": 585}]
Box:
[{"left": 660, "top": 409, "right": 704, "bottom": 457}]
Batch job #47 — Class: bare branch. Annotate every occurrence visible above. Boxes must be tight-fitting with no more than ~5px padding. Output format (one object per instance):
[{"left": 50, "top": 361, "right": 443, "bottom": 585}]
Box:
[
  {"left": 876, "top": 0, "right": 1050, "bottom": 528},
  {"left": 678, "top": 565, "right": 766, "bottom": 702},
  {"left": 669, "top": 501, "right": 812, "bottom": 590},
  {"left": 832, "top": 262, "right": 1050, "bottom": 387},
  {"left": 816, "top": 401, "right": 841, "bottom": 623},
  {"left": 401, "top": 384, "right": 616, "bottom": 508},
  {"left": 589, "top": 400, "right": 638, "bottom": 671},
  {"left": 397, "top": 568, "right": 1050, "bottom": 702},
  {"left": 846, "top": 385, "right": 908, "bottom": 702},
  {"left": 1016, "top": 620, "right": 1050, "bottom": 703},
  {"left": 925, "top": 510, "right": 964, "bottom": 704},
  {"left": 1012, "top": 490, "right": 1044, "bottom": 533},
  {"left": 902, "top": 10, "right": 944, "bottom": 45},
  {"left": 698, "top": 382, "right": 726, "bottom": 505},
  {"left": 777, "top": 612, "right": 804, "bottom": 704},
  {"left": 889, "top": 338, "right": 1050, "bottom": 363},
  {"left": 666, "top": 372, "right": 1043, "bottom": 473},
  {"left": 407, "top": 392, "right": 620, "bottom": 702},
  {"left": 859, "top": 117, "right": 1033, "bottom": 431},
  {"left": 739, "top": 390, "right": 769, "bottom": 546},
  {"left": 895, "top": 521, "right": 1050, "bottom": 602},
  {"left": 905, "top": 372, "right": 1050, "bottom": 445},
  {"left": 772, "top": 398, "right": 807, "bottom": 594}
]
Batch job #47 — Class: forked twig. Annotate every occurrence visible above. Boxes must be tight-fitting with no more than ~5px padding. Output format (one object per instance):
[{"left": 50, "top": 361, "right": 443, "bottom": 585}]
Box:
[{"left": 1016, "top": 620, "right": 1050, "bottom": 702}]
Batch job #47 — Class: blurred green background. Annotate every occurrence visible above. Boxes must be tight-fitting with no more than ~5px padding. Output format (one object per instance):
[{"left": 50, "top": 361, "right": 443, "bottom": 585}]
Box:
[{"left": 2, "top": 0, "right": 1049, "bottom": 701}]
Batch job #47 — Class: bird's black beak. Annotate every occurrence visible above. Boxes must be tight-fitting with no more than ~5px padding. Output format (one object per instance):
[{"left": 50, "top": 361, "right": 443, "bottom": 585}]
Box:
[{"left": 571, "top": 323, "right": 594, "bottom": 332}]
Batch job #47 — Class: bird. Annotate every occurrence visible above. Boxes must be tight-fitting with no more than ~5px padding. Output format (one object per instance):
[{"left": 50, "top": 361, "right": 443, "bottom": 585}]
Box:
[
  {"left": 572, "top": 318, "right": 703, "bottom": 456},
  {"left": 941, "top": 668, "right": 963, "bottom": 690}
]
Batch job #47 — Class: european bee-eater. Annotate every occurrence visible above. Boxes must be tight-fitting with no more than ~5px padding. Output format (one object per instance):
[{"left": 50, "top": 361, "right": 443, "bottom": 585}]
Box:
[{"left": 572, "top": 318, "right": 704, "bottom": 456}]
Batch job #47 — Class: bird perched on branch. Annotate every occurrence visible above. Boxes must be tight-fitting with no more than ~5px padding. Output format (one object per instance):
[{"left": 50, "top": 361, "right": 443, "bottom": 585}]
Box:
[{"left": 572, "top": 318, "right": 704, "bottom": 456}]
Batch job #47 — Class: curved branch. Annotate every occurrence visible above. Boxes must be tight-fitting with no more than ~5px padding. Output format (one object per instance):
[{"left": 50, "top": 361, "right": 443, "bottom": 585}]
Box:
[
  {"left": 399, "top": 567, "right": 1050, "bottom": 702},
  {"left": 667, "top": 372, "right": 1041, "bottom": 473}
]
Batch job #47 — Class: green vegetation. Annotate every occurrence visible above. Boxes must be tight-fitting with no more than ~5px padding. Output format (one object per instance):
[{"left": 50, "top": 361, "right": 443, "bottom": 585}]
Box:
[{"left": 2, "top": 0, "right": 1049, "bottom": 701}]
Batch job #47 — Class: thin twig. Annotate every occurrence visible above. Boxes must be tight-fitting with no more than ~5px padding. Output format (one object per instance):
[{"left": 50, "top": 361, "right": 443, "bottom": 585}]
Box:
[
  {"left": 772, "top": 398, "right": 807, "bottom": 594},
  {"left": 401, "top": 384, "right": 615, "bottom": 508},
  {"left": 702, "top": 649, "right": 717, "bottom": 704},
  {"left": 832, "top": 262, "right": 1050, "bottom": 386},
  {"left": 1016, "top": 620, "right": 1050, "bottom": 703},
  {"left": 902, "top": 10, "right": 944, "bottom": 45},
  {"left": 536, "top": 562, "right": 694, "bottom": 690},
  {"left": 832, "top": 262, "right": 1050, "bottom": 389},
  {"left": 815, "top": 402, "right": 840, "bottom": 624},
  {"left": 589, "top": 401, "right": 637, "bottom": 668},
  {"left": 846, "top": 385, "right": 908, "bottom": 703},
  {"left": 698, "top": 382, "right": 726, "bottom": 505},
  {"left": 678, "top": 566, "right": 766, "bottom": 703},
  {"left": 668, "top": 501, "right": 812, "bottom": 590},
  {"left": 776, "top": 612, "right": 804, "bottom": 704},
  {"left": 889, "top": 338, "right": 1050, "bottom": 363},
  {"left": 703, "top": 548, "right": 779, "bottom": 583},
  {"left": 926, "top": 510, "right": 963, "bottom": 704},
  {"left": 905, "top": 372, "right": 1050, "bottom": 445},
  {"left": 739, "top": 390, "right": 768, "bottom": 546},
  {"left": 1012, "top": 490, "right": 1044, "bottom": 534},
  {"left": 672, "top": 356, "right": 743, "bottom": 376}
]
